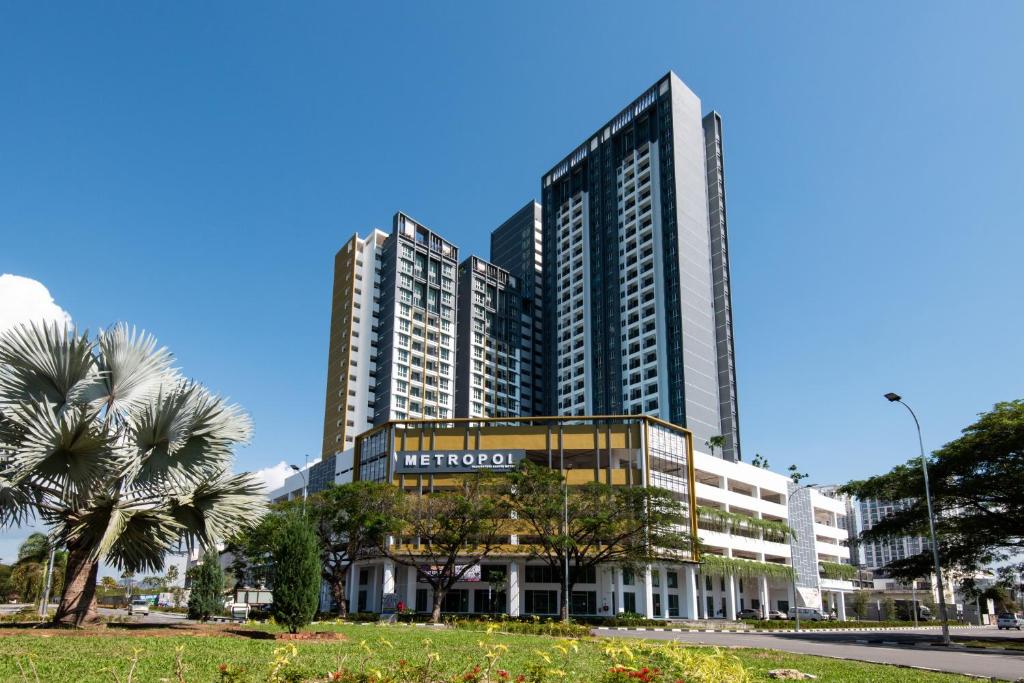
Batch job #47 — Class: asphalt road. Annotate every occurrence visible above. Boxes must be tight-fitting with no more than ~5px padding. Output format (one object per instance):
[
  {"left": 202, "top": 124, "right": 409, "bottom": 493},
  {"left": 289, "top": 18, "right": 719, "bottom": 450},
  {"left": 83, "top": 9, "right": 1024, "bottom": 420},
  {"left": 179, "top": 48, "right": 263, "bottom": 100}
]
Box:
[{"left": 593, "top": 626, "right": 1024, "bottom": 681}]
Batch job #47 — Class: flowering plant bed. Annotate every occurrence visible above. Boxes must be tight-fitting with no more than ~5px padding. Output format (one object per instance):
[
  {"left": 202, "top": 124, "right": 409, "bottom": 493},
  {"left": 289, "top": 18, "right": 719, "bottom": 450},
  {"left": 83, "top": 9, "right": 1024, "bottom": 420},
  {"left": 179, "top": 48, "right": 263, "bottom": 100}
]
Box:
[{"left": 0, "top": 622, "right": 981, "bottom": 682}]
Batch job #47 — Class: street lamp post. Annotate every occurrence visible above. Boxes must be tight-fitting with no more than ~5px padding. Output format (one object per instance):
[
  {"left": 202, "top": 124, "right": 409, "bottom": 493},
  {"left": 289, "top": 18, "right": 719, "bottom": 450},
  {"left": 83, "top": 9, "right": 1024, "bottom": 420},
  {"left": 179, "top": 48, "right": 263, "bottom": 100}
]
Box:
[
  {"left": 884, "top": 393, "right": 951, "bottom": 646},
  {"left": 290, "top": 453, "right": 310, "bottom": 516},
  {"left": 563, "top": 464, "right": 572, "bottom": 623},
  {"left": 38, "top": 546, "right": 56, "bottom": 618}
]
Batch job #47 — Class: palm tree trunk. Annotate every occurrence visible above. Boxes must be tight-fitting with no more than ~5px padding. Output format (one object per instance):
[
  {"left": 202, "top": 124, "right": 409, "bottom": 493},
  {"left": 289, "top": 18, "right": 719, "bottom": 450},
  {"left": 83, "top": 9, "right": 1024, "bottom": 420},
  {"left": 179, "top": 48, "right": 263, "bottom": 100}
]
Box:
[{"left": 53, "top": 544, "right": 99, "bottom": 626}]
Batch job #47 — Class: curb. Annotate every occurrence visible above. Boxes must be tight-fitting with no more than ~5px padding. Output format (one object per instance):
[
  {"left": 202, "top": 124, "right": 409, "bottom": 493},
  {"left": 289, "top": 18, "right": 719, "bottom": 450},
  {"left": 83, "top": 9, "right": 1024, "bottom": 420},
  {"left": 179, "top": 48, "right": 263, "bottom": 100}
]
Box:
[{"left": 596, "top": 624, "right": 989, "bottom": 634}]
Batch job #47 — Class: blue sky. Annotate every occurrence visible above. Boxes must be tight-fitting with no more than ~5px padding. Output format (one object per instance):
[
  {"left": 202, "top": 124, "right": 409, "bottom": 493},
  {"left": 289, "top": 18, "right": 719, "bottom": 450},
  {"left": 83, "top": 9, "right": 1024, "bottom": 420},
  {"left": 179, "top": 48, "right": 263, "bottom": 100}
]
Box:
[{"left": 2, "top": 2, "right": 1022, "bottom": 563}]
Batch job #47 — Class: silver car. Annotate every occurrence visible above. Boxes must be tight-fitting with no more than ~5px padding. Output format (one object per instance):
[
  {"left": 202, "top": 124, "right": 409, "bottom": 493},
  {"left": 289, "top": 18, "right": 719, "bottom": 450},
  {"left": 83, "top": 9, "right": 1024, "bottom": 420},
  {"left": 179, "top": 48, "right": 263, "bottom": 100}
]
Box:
[
  {"left": 128, "top": 598, "right": 150, "bottom": 616},
  {"left": 996, "top": 613, "right": 1023, "bottom": 630}
]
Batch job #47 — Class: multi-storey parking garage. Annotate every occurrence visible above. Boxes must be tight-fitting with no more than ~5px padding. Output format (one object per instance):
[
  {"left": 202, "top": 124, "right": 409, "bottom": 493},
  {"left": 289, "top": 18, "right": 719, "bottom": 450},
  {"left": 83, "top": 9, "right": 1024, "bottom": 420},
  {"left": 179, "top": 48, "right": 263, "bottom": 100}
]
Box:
[{"left": 282, "top": 416, "right": 851, "bottom": 620}]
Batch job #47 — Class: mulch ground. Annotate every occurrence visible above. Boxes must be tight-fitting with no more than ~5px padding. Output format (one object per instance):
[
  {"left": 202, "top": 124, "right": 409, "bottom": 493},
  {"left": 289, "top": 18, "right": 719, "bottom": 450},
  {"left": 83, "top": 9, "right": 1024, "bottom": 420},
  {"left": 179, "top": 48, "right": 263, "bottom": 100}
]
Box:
[{"left": 0, "top": 622, "right": 311, "bottom": 640}]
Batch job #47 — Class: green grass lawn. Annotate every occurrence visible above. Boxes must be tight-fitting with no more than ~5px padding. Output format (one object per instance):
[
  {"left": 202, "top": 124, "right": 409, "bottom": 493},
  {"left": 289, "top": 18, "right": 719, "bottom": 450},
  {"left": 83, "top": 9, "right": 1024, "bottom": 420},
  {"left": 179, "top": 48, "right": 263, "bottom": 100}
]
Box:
[{"left": 0, "top": 623, "right": 990, "bottom": 682}]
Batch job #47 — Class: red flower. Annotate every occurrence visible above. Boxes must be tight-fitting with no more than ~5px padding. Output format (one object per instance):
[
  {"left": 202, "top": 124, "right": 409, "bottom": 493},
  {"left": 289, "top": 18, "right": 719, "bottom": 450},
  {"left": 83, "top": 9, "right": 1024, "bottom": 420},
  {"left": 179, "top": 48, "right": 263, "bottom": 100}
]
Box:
[{"left": 498, "top": 671, "right": 510, "bottom": 680}]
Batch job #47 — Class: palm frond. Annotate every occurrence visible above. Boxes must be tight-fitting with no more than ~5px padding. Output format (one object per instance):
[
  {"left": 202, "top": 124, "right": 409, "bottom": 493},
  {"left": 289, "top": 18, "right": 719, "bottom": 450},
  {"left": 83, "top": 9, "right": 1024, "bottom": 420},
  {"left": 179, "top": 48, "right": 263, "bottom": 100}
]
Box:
[
  {"left": 184, "top": 386, "right": 253, "bottom": 447},
  {"left": 58, "top": 495, "right": 182, "bottom": 573},
  {"left": 3, "top": 400, "right": 122, "bottom": 500},
  {"left": 168, "top": 470, "right": 267, "bottom": 551},
  {"left": 68, "top": 323, "right": 175, "bottom": 422},
  {"left": 0, "top": 322, "right": 95, "bottom": 411},
  {"left": 0, "top": 471, "right": 35, "bottom": 528},
  {"left": 129, "top": 385, "right": 234, "bottom": 485}
]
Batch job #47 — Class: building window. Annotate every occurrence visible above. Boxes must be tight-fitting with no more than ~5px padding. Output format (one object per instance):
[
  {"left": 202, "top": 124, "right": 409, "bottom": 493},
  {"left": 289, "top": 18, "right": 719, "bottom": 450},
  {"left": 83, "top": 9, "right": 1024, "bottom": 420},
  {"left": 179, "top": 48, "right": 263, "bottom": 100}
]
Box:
[
  {"left": 525, "top": 590, "right": 558, "bottom": 615},
  {"left": 623, "top": 592, "right": 636, "bottom": 614}
]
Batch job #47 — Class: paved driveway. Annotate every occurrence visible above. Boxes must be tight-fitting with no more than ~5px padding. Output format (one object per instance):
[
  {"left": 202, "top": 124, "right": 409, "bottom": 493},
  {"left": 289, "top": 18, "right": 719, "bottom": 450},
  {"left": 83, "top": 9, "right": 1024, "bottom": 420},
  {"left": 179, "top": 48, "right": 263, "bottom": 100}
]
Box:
[{"left": 593, "top": 626, "right": 1024, "bottom": 681}]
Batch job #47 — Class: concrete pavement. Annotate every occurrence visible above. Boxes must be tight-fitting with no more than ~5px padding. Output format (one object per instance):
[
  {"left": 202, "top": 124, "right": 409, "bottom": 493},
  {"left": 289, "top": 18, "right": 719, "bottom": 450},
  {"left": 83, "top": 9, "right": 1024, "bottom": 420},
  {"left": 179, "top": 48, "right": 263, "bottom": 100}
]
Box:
[{"left": 593, "top": 626, "right": 1024, "bottom": 681}]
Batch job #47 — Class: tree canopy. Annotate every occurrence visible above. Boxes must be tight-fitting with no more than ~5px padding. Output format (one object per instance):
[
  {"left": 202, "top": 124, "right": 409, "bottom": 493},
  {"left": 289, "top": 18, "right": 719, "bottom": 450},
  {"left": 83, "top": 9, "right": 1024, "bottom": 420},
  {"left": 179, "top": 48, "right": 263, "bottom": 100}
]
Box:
[
  {"left": 379, "top": 474, "right": 507, "bottom": 623},
  {"left": 506, "top": 461, "right": 692, "bottom": 620},
  {"left": 842, "top": 400, "right": 1024, "bottom": 580},
  {"left": 306, "top": 481, "right": 400, "bottom": 616}
]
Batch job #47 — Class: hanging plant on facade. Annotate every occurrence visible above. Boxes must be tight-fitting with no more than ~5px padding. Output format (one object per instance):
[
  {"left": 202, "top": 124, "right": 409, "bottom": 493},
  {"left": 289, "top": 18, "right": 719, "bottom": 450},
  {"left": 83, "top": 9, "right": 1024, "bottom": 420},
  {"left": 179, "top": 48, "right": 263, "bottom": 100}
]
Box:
[
  {"left": 819, "top": 561, "right": 856, "bottom": 581},
  {"left": 696, "top": 506, "right": 794, "bottom": 544},
  {"left": 699, "top": 554, "right": 795, "bottom": 580}
]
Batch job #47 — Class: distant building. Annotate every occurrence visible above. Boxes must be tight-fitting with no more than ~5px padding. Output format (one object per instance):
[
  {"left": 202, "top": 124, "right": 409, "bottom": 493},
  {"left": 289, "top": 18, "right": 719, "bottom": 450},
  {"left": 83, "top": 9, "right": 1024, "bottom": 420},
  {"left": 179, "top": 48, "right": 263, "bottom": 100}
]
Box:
[
  {"left": 851, "top": 497, "right": 931, "bottom": 570},
  {"left": 489, "top": 201, "right": 543, "bottom": 416},
  {"left": 320, "top": 229, "right": 388, "bottom": 455},
  {"left": 455, "top": 256, "right": 523, "bottom": 418}
]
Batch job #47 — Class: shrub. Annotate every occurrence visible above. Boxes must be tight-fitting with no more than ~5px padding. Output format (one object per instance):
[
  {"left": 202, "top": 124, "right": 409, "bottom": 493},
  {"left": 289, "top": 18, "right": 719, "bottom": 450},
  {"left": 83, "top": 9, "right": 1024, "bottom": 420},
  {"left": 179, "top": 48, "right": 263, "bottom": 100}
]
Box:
[
  {"left": 187, "top": 551, "right": 225, "bottom": 622},
  {"left": 346, "top": 611, "right": 382, "bottom": 622},
  {"left": 451, "top": 617, "right": 590, "bottom": 638},
  {"left": 271, "top": 513, "right": 321, "bottom": 634}
]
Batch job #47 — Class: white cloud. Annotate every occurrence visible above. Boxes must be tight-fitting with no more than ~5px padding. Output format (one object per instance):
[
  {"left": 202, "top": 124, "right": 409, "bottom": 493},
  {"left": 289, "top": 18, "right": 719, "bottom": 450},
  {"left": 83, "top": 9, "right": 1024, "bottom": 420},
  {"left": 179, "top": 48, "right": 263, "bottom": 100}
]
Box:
[
  {"left": 0, "top": 274, "right": 72, "bottom": 333},
  {"left": 252, "top": 461, "right": 292, "bottom": 492}
]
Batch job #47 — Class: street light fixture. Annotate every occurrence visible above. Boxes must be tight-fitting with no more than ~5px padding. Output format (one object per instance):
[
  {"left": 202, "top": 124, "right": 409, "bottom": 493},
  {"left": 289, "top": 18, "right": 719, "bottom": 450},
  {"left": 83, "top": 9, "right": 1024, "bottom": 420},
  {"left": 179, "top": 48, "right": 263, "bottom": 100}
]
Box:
[
  {"left": 884, "top": 392, "right": 951, "bottom": 646},
  {"left": 290, "top": 453, "right": 310, "bottom": 516}
]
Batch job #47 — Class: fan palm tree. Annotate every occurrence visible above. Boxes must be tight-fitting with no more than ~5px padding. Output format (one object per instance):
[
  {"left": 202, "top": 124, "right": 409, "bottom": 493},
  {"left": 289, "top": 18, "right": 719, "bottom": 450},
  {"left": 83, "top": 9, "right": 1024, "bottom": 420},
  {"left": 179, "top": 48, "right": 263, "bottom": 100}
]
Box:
[{"left": 0, "top": 322, "right": 267, "bottom": 625}]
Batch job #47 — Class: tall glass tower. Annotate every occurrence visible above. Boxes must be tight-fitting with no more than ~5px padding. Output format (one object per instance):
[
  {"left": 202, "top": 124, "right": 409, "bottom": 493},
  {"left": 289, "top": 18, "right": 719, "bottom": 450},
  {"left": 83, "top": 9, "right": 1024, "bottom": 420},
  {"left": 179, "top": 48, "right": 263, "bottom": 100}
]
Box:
[{"left": 540, "top": 71, "right": 741, "bottom": 460}]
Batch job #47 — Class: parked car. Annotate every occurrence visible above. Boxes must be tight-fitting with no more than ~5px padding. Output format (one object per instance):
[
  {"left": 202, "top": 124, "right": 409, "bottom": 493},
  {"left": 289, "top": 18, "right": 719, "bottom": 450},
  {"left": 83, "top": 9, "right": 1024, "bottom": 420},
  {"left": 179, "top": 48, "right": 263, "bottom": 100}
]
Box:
[
  {"left": 737, "top": 608, "right": 762, "bottom": 619},
  {"left": 996, "top": 613, "right": 1023, "bottom": 630},
  {"left": 789, "top": 607, "right": 828, "bottom": 621},
  {"left": 128, "top": 599, "right": 150, "bottom": 616},
  {"left": 767, "top": 609, "right": 788, "bottom": 620}
]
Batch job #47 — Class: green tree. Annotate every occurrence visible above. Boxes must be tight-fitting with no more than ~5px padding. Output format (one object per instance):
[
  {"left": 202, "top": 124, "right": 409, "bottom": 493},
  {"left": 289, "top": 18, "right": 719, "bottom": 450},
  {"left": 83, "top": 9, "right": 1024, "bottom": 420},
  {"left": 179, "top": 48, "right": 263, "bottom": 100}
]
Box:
[
  {"left": 187, "top": 551, "right": 224, "bottom": 621},
  {"left": 506, "top": 462, "right": 693, "bottom": 622},
  {"left": 787, "top": 464, "right": 809, "bottom": 485},
  {"left": 705, "top": 435, "right": 725, "bottom": 458},
  {"left": 307, "top": 481, "right": 401, "bottom": 617},
  {"left": 842, "top": 401, "right": 1024, "bottom": 580},
  {"left": 378, "top": 474, "right": 507, "bottom": 624},
  {"left": 881, "top": 596, "right": 896, "bottom": 621},
  {"left": 0, "top": 322, "right": 267, "bottom": 626},
  {"left": 165, "top": 564, "right": 180, "bottom": 587},
  {"left": 224, "top": 502, "right": 292, "bottom": 588},
  {"left": 0, "top": 563, "right": 13, "bottom": 601},
  {"left": 271, "top": 512, "right": 321, "bottom": 633},
  {"left": 850, "top": 590, "right": 869, "bottom": 620},
  {"left": 99, "top": 576, "right": 118, "bottom": 591},
  {"left": 17, "top": 533, "right": 49, "bottom": 564},
  {"left": 10, "top": 562, "right": 43, "bottom": 602}
]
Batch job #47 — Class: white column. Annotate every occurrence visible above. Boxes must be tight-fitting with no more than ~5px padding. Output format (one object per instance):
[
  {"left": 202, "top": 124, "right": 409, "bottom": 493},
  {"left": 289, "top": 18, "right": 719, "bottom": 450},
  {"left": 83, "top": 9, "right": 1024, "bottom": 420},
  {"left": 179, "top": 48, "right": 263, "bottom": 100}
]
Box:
[
  {"left": 642, "top": 566, "right": 655, "bottom": 619},
  {"left": 507, "top": 561, "right": 521, "bottom": 616},
  {"left": 405, "top": 565, "right": 418, "bottom": 610},
  {"left": 382, "top": 560, "right": 395, "bottom": 596},
  {"left": 659, "top": 566, "right": 670, "bottom": 620},
  {"left": 348, "top": 564, "right": 359, "bottom": 613},
  {"left": 615, "top": 568, "right": 625, "bottom": 614},
  {"left": 760, "top": 576, "right": 770, "bottom": 619},
  {"left": 684, "top": 565, "right": 699, "bottom": 620},
  {"left": 837, "top": 592, "right": 847, "bottom": 621},
  {"left": 725, "top": 574, "right": 737, "bottom": 621},
  {"left": 698, "top": 572, "right": 708, "bottom": 619}
]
